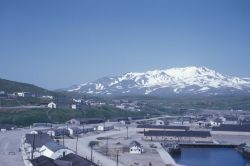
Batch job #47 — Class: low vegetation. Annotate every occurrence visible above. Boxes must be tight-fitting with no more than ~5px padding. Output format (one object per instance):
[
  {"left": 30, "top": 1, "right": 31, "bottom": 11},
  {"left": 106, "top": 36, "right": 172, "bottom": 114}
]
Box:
[{"left": 0, "top": 106, "right": 148, "bottom": 126}]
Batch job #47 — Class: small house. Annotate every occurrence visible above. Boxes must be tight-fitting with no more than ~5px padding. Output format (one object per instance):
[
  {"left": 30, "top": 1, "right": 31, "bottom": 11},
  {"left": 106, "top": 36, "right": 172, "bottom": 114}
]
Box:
[
  {"left": 155, "top": 120, "right": 165, "bottom": 126},
  {"left": 129, "top": 141, "right": 144, "bottom": 154},
  {"left": 48, "top": 102, "right": 56, "bottom": 109}
]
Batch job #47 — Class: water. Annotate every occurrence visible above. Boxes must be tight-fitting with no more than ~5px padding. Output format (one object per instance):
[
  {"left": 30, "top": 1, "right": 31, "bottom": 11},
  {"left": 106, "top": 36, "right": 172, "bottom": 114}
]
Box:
[{"left": 172, "top": 147, "right": 250, "bottom": 166}]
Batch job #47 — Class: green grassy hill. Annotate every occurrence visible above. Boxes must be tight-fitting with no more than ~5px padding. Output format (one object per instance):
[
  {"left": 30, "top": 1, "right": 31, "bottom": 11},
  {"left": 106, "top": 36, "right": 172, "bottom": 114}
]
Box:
[{"left": 0, "top": 78, "right": 51, "bottom": 95}]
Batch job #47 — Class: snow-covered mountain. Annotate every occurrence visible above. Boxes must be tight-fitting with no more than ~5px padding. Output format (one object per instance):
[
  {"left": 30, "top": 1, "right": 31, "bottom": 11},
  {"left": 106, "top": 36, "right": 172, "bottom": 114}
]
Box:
[{"left": 66, "top": 66, "right": 250, "bottom": 96}]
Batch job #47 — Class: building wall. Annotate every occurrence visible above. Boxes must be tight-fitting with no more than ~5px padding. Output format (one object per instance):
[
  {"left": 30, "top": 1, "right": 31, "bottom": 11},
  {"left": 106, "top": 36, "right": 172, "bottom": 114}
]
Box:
[
  {"left": 211, "top": 131, "right": 250, "bottom": 136},
  {"left": 40, "top": 146, "right": 54, "bottom": 158},
  {"left": 51, "top": 149, "right": 74, "bottom": 159},
  {"left": 143, "top": 136, "right": 212, "bottom": 142},
  {"left": 129, "top": 146, "right": 143, "bottom": 154}
]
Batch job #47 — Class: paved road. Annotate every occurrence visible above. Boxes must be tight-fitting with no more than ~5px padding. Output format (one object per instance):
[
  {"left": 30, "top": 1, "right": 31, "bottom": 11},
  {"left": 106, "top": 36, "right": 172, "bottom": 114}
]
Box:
[{"left": 0, "top": 129, "right": 27, "bottom": 166}]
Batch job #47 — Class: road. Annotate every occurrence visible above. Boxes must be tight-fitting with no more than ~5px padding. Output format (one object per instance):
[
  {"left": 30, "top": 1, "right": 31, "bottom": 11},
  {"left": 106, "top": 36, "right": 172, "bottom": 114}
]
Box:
[{"left": 0, "top": 129, "right": 27, "bottom": 166}]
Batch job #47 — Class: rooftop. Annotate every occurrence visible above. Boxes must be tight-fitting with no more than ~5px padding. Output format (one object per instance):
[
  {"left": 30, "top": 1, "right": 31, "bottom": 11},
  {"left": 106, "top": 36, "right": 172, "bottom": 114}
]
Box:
[
  {"left": 212, "top": 124, "right": 250, "bottom": 132},
  {"left": 144, "top": 130, "right": 211, "bottom": 138},
  {"left": 29, "top": 155, "right": 57, "bottom": 166},
  {"left": 25, "top": 133, "right": 52, "bottom": 148},
  {"left": 130, "top": 140, "right": 142, "bottom": 148},
  {"left": 44, "top": 141, "right": 67, "bottom": 152},
  {"left": 137, "top": 124, "right": 189, "bottom": 130},
  {"left": 57, "top": 153, "right": 98, "bottom": 166}
]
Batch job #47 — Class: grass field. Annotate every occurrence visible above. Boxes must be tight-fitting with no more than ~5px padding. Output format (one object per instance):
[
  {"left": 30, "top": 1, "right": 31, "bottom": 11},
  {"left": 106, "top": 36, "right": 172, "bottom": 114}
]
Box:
[{"left": 0, "top": 106, "right": 148, "bottom": 126}]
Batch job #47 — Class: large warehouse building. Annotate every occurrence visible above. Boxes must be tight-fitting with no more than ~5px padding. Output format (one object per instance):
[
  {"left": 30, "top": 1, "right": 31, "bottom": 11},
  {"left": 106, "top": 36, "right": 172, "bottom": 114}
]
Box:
[{"left": 143, "top": 130, "right": 212, "bottom": 142}]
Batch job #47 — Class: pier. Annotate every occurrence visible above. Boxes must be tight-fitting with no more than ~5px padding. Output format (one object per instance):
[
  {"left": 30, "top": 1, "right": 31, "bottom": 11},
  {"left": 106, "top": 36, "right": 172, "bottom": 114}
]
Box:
[
  {"left": 154, "top": 142, "right": 180, "bottom": 166},
  {"left": 179, "top": 143, "right": 238, "bottom": 148}
]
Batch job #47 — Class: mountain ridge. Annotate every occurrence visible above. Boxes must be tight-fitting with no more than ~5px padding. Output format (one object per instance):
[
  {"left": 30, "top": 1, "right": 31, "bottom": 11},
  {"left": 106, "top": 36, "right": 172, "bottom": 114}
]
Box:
[{"left": 65, "top": 66, "right": 250, "bottom": 96}]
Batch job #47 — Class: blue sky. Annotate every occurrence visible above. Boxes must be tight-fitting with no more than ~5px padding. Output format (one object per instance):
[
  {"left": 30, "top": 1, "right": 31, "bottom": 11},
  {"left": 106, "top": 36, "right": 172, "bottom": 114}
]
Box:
[{"left": 0, "top": 0, "right": 250, "bottom": 89}]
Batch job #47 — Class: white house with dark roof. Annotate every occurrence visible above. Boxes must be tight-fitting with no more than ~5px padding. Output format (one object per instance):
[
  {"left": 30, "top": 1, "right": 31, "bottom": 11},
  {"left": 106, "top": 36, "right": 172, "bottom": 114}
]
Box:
[
  {"left": 129, "top": 141, "right": 144, "bottom": 154},
  {"left": 39, "top": 141, "right": 74, "bottom": 159}
]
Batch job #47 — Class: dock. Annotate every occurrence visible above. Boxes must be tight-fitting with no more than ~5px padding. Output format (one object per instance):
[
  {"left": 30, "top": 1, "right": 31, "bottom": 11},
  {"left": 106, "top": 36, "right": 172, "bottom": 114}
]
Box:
[
  {"left": 179, "top": 143, "right": 237, "bottom": 148},
  {"left": 154, "top": 142, "right": 180, "bottom": 166}
]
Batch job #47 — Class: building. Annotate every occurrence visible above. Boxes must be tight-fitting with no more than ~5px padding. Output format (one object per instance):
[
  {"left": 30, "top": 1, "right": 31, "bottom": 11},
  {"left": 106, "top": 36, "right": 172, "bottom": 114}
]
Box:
[
  {"left": 66, "top": 119, "right": 81, "bottom": 125},
  {"left": 129, "top": 141, "right": 144, "bottom": 154},
  {"left": 0, "top": 91, "right": 6, "bottom": 98},
  {"left": 155, "top": 120, "right": 165, "bottom": 126},
  {"left": 28, "top": 155, "right": 58, "bottom": 166},
  {"left": 0, "top": 124, "right": 16, "bottom": 131},
  {"left": 33, "top": 123, "right": 52, "bottom": 127},
  {"left": 56, "top": 153, "right": 98, "bottom": 166},
  {"left": 47, "top": 128, "right": 70, "bottom": 137},
  {"left": 208, "top": 120, "right": 220, "bottom": 127},
  {"left": 25, "top": 133, "right": 53, "bottom": 159},
  {"left": 144, "top": 130, "right": 212, "bottom": 142},
  {"left": 96, "top": 125, "right": 114, "bottom": 131},
  {"left": 16, "top": 92, "right": 34, "bottom": 97},
  {"left": 48, "top": 102, "right": 56, "bottom": 109},
  {"left": 212, "top": 124, "right": 250, "bottom": 135},
  {"left": 40, "top": 141, "right": 74, "bottom": 160},
  {"left": 77, "top": 118, "right": 105, "bottom": 125},
  {"left": 82, "top": 127, "right": 95, "bottom": 133},
  {"left": 137, "top": 124, "right": 189, "bottom": 132},
  {"left": 28, "top": 153, "right": 98, "bottom": 166},
  {"left": 66, "top": 127, "right": 82, "bottom": 136},
  {"left": 71, "top": 100, "right": 89, "bottom": 110}
]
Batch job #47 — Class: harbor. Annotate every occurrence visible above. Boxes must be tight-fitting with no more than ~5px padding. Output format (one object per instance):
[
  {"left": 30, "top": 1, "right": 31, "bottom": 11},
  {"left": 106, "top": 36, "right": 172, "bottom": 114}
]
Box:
[{"left": 172, "top": 147, "right": 250, "bottom": 166}]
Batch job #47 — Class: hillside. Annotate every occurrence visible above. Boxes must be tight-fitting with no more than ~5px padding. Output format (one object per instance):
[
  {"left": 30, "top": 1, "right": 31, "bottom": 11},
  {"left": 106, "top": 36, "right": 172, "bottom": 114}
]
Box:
[{"left": 0, "top": 78, "right": 51, "bottom": 95}]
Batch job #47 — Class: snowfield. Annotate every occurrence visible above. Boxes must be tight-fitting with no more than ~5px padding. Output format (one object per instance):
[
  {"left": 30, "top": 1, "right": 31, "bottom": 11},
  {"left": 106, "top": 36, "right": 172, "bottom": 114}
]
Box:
[{"left": 66, "top": 66, "right": 250, "bottom": 96}]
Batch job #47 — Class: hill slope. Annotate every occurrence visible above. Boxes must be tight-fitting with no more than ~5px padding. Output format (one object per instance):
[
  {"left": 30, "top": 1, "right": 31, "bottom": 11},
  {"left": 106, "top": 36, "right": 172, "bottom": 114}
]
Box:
[
  {"left": 66, "top": 66, "right": 250, "bottom": 96},
  {"left": 0, "top": 78, "right": 50, "bottom": 95}
]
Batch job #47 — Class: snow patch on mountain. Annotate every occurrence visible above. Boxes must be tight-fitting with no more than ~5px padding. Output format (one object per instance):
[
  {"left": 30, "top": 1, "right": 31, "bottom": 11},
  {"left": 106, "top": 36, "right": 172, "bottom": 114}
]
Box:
[{"left": 66, "top": 66, "right": 250, "bottom": 96}]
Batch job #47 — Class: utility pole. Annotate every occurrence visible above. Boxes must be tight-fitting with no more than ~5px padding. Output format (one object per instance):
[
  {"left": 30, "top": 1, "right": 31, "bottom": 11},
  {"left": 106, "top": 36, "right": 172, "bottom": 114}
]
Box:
[
  {"left": 50, "top": 123, "right": 53, "bottom": 138},
  {"left": 91, "top": 145, "right": 93, "bottom": 162},
  {"left": 126, "top": 126, "right": 128, "bottom": 139},
  {"left": 106, "top": 136, "right": 109, "bottom": 156},
  {"left": 31, "top": 134, "right": 35, "bottom": 159},
  {"left": 75, "top": 131, "right": 79, "bottom": 154},
  {"left": 63, "top": 129, "right": 65, "bottom": 146},
  {"left": 116, "top": 150, "right": 120, "bottom": 166}
]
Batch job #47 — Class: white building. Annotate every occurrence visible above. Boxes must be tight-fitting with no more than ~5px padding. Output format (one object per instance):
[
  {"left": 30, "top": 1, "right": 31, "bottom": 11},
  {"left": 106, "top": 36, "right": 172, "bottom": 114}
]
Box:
[
  {"left": 17, "top": 92, "right": 25, "bottom": 97},
  {"left": 48, "top": 102, "right": 56, "bottom": 109},
  {"left": 209, "top": 121, "right": 220, "bottom": 127},
  {"left": 40, "top": 141, "right": 73, "bottom": 159},
  {"left": 42, "top": 96, "right": 54, "bottom": 99},
  {"left": 71, "top": 104, "right": 77, "bottom": 110},
  {"left": 129, "top": 141, "right": 144, "bottom": 154},
  {"left": 96, "top": 125, "right": 114, "bottom": 131},
  {"left": 155, "top": 120, "right": 165, "bottom": 126},
  {"left": 66, "top": 118, "right": 81, "bottom": 125}
]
